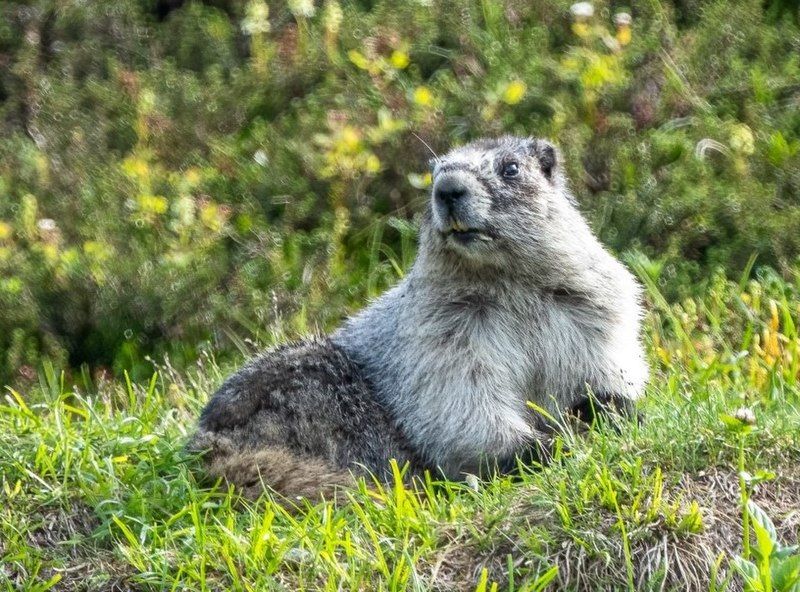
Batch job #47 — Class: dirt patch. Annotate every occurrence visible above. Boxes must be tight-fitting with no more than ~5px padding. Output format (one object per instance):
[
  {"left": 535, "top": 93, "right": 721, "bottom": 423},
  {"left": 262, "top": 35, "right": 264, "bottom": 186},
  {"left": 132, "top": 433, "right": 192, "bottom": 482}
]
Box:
[{"left": 423, "top": 467, "right": 800, "bottom": 591}]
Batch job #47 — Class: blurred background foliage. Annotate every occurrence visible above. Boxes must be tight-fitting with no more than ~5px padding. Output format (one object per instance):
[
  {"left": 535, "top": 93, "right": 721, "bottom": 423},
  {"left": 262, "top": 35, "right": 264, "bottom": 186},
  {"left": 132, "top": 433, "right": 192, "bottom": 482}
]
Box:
[{"left": 0, "top": 0, "right": 799, "bottom": 385}]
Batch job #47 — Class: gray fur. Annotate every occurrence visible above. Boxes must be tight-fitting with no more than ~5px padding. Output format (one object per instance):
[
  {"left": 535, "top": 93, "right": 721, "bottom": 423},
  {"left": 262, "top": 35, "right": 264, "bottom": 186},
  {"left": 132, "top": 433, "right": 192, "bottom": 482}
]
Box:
[{"left": 191, "top": 135, "right": 648, "bottom": 498}]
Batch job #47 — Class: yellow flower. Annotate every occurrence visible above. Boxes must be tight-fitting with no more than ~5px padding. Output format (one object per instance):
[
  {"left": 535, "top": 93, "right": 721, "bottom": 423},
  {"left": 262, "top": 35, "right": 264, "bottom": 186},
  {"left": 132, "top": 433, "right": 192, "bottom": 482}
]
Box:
[
  {"left": 200, "top": 201, "right": 227, "bottom": 232},
  {"left": 138, "top": 195, "right": 169, "bottom": 215},
  {"left": 83, "top": 241, "right": 112, "bottom": 262},
  {"left": 364, "top": 154, "right": 381, "bottom": 173},
  {"left": 413, "top": 86, "right": 434, "bottom": 107},
  {"left": 502, "top": 80, "right": 527, "bottom": 105},
  {"left": 390, "top": 50, "right": 410, "bottom": 69},
  {"left": 0, "top": 221, "right": 12, "bottom": 241},
  {"left": 769, "top": 299, "right": 780, "bottom": 331},
  {"left": 122, "top": 157, "right": 149, "bottom": 178},
  {"left": 730, "top": 124, "right": 755, "bottom": 155},
  {"left": 348, "top": 50, "right": 371, "bottom": 70},
  {"left": 407, "top": 172, "right": 432, "bottom": 189},
  {"left": 184, "top": 168, "right": 201, "bottom": 187},
  {"left": 339, "top": 126, "right": 362, "bottom": 152},
  {"left": 571, "top": 22, "right": 591, "bottom": 38},
  {"left": 616, "top": 26, "right": 631, "bottom": 46}
]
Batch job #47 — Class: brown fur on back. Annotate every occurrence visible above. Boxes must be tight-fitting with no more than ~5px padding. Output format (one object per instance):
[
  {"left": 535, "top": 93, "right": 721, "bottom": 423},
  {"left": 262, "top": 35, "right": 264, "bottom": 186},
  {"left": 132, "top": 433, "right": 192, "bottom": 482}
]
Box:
[
  {"left": 189, "top": 339, "right": 423, "bottom": 500},
  {"left": 190, "top": 430, "right": 355, "bottom": 502}
]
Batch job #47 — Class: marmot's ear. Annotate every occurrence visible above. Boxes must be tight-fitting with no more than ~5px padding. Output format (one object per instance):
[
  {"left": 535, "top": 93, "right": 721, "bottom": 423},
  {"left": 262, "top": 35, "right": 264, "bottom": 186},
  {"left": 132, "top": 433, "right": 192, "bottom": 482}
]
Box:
[{"left": 529, "top": 139, "right": 557, "bottom": 182}]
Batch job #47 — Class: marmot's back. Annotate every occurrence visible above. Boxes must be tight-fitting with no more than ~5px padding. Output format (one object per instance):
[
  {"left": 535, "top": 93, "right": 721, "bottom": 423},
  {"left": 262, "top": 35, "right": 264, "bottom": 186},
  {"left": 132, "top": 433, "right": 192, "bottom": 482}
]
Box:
[{"left": 189, "top": 339, "right": 421, "bottom": 500}]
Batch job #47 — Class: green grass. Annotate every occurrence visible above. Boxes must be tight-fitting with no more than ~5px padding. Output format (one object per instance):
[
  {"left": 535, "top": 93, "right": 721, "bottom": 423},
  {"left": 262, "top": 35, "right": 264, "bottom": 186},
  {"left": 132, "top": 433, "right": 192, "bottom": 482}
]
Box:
[{"left": 2, "top": 269, "right": 800, "bottom": 591}]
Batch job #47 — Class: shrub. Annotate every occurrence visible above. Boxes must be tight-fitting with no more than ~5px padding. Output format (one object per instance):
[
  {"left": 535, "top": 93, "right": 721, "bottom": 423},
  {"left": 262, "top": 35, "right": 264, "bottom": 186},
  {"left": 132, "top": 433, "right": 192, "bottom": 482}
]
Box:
[{"left": 1, "top": 0, "right": 799, "bottom": 383}]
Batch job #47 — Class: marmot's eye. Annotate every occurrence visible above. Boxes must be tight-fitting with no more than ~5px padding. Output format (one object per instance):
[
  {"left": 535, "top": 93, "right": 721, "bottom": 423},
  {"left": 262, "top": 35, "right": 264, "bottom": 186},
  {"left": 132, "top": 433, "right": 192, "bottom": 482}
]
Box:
[{"left": 502, "top": 162, "right": 519, "bottom": 178}]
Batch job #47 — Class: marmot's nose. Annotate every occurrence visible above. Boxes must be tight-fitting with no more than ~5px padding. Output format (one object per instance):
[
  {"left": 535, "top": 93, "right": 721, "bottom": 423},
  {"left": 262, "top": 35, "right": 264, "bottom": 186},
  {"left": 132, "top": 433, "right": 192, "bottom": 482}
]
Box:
[{"left": 434, "top": 174, "right": 469, "bottom": 207}]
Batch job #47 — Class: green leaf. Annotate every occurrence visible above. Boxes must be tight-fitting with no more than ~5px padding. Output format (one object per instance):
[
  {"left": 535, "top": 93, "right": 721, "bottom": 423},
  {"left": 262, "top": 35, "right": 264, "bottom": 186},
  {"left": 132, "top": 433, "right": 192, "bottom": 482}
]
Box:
[
  {"left": 751, "top": 519, "right": 775, "bottom": 563},
  {"left": 732, "top": 556, "right": 764, "bottom": 591},
  {"left": 775, "top": 546, "right": 800, "bottom": 561},
  {"left": 531, "top": 566, "right": 559, "bottom": 592},
  {"left": 747, "top": 500, "right": 778, "bottom": 545},
  {"left": 772, "top": 555, "right": 800, "bottom": 592},
  {"left": 720, "top": 414, "right": 754, "bottom": 435},
  {"left": 748, "top": 470, "right": 777, "bottom": 486}
]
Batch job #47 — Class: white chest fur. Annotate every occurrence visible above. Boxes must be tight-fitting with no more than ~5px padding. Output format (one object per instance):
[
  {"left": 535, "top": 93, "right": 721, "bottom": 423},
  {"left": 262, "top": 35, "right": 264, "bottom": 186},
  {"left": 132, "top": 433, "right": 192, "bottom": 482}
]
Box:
[
  {"left": 333, "top": 272, "right": 647, "bottom": 478},
  {"left": 388, "top": 295, "right": 535, "bottom": 476}
]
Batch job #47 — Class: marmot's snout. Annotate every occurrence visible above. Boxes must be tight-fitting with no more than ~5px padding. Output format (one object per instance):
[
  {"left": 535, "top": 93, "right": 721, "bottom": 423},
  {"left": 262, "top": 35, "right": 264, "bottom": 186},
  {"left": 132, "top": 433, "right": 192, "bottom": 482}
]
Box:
[{"left": 432, "top": 169, "right": 493, "bottom": 247}]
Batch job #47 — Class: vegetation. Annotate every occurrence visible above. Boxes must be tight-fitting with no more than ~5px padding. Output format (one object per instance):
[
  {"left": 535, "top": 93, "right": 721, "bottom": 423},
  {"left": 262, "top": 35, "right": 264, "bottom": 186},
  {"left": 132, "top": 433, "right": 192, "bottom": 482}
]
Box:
[
  {"left": 1, "top": 0, "right": 800, "bottom": 384},
  {"left": 2, "top": 266, "right": 800, "bottom": 590},
  {"left": 2, "top": 1, "right": 800, "bottom": 589}
]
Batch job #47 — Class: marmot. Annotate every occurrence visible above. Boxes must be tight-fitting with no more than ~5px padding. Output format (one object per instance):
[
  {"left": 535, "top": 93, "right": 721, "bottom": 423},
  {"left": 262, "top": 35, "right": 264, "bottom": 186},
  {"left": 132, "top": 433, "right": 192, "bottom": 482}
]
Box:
[{"left": 189, "top": 136, "right": 648, "bottom": 501}]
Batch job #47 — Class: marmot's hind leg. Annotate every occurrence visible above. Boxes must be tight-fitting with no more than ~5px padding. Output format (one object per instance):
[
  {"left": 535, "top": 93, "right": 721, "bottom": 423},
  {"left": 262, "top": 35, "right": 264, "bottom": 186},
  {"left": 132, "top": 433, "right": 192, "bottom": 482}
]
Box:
[{"left": 189, "top": 430, "right": 355, "bottom": 502}]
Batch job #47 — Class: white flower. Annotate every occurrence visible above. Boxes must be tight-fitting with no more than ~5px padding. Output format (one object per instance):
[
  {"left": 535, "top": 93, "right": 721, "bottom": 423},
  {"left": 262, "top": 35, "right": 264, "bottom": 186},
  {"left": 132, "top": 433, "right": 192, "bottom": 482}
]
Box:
[
  {"left": 253, "top": 150, "right": 268, "bottom": 166},
  {"left": 322, "top": 0, "right": 343, "bottom": 34},
  {"left": 570, "top": 2, "right": 594, "bottom": 19},
  {"left": 733, "top": 407, "right": 756, "bottom": 426},
  {"left": 614, "top": 12, "right": 632, "bottom": 26},
  {"left": 242, "top": 1, "right": 271, "bottom": 35},
  {"left": 288, "top": 0, "right": 316, "bottom": 18},
  {"left": 36, "top": 218, "right": 57, "bottom": 232}
]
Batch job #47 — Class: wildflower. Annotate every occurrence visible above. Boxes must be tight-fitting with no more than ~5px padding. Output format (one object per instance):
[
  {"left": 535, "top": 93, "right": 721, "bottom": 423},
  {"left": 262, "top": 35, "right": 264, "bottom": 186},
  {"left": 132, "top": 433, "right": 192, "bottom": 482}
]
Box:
[
  {"left": 730, "top": 124, "right": 755, "bottom": 155},
  {"left": 570, "top": 2, "right": 594, "bottom": 19},
  {"left": 407, "top": 172, "right": 432, "bottom": 189},
  {"left": 364, "top": 153, "right": 381, "bottom": 173},
  {"left": 348, "top": 49, "right": 371, "bottom": 70},
  {"left": 288, "top": 0, "right": 315, "bottom": 18},
  {"left": 413, "top": 86, "right": 434, "bottom": 107},
  {"left": 184, "top": 168, "right": 202, "bottom": 187},
  {"left": 614, "top": 12, "right": 632, "bottom": 46},
  {"left": 322, "top": 0, "right": 343, "bottom": 35},
  {"left": 242, "top": 1, "right": 270, "bottom": 35},
  {"left": 137, "top": 195, "right": 169, "bottom": 215},
  {"left": 199, "top": 200, "right": 229, "bottom": 232},
  {"left": 502, "top": 80, "right": 527, "bottom": 105},
  {"left": 36, "top": 218, "right": 57, "bottom": 232},
  {"left": 390, "top": 50, "right": 410, "bottom": 69},
  {"left": 733, "top": 407, "right": 756, "bottom": 426},
  {"left": 570, "top": 2, "right": 594, "bottom": 37},
  {"left": 339, "top": 126, "right": 362, "bottom": 152},
  {"left": 253, "top": 149, "right": 268, "bottom": 166},
  {"left": 0, "top": 221, "right": 12, "bottom": 241},
  {"left": 83, "top": 241, "right": 111, "bottom": 262}
]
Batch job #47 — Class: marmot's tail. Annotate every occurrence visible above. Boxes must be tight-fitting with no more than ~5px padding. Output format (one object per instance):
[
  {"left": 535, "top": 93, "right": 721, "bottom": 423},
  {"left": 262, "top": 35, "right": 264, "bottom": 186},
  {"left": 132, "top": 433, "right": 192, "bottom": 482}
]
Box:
[{"left": 188, "top": 430, "right": 355, "bottom": 502}]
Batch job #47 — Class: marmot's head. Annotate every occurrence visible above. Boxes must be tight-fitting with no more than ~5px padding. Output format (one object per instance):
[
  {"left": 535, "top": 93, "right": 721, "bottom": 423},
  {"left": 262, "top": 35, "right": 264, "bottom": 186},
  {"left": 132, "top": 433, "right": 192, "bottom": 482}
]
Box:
[{"left": 423, "top": 136, "right": 573, "bottom": 269}]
